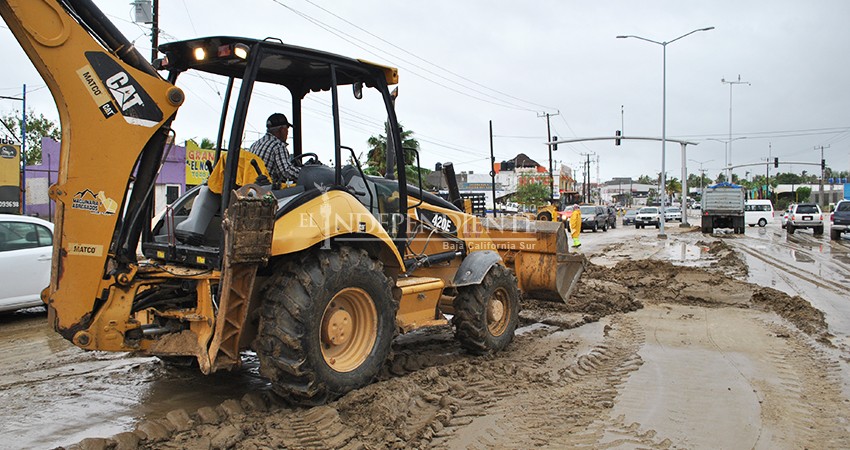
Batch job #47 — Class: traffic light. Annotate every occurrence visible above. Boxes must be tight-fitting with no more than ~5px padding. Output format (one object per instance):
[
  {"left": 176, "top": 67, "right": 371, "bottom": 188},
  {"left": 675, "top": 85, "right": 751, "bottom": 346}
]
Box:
[
  {"left": 822, "top": 159, "right": 826, "bottom": 170},
  {"left": 615, "top": 130, "right": 621, "bottom": 146},
  {"left": 551, "top": 136, "right": 558, "bottom": 151},
  {"left": 774, "top": 157, "right": 778, "bottom": 168}
]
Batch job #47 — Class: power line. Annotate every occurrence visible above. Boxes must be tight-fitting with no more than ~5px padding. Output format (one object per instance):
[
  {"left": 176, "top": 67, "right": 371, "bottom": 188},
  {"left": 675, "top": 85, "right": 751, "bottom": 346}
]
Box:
[
  {"left": 268, "top": 0, "right": 547, "bottom": 113},
  {"left": 300, "top": 0, "right": 558, "bottom": 113}
]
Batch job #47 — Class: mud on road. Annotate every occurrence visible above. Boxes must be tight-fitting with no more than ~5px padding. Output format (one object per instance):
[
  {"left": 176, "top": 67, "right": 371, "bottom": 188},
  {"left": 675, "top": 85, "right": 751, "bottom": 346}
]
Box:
[{"left": 4, "top": 229, "right": 849, "bottom": 449}]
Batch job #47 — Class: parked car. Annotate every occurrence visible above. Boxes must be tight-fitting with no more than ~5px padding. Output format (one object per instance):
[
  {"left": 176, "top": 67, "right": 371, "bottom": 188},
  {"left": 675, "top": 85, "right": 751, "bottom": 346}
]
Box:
[
  {"left": 830, "top": 199, "right": 850, "bottom": 240},
  {"left": 744, "top": 199, "right": 774, "bottom": 227},
  {"left": 0, "top": 214, "right": 53, "bottom": 313},
  {"left": 579, "top": 205, "right": 608, "bottom": 232},
  {"left": 663, "top": 206, "right": 682, "bottom": 222},
  {"left": 786, "top": 203, "right": 823, "bottom": 235},
  {"left": 780, "top": 204, "right": 794, "bottom": 229},
  {"left": 622, "top": 209, "right": 638, "bottom": 226},
  {"left": 635, "top": 206, "right": 661, "bottom": 229},
  {"left": 605, "top": 206, "right": 617, "bottom": 229}
]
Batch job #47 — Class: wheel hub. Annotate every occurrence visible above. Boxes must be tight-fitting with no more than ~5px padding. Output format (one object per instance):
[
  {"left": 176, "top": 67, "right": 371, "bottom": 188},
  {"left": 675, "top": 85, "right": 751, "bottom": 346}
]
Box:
[
  {"left": 487, "top": 299, "right": 505, "bottom": 324},
  {"left": 322, "top": 307, "right": 353, "bottom": 346}
]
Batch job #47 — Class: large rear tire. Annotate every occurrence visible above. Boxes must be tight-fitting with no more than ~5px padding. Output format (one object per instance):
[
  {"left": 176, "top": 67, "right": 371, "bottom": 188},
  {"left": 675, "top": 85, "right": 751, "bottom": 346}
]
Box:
[
  {"left": 256, "top": 246, "right": 397, "bottom": 405},
  {"left": 537, "top": 211, "right": 552, "bottom": 222},
  {"left": 452, "top": 264, "right": 519, "bottom": 355}
]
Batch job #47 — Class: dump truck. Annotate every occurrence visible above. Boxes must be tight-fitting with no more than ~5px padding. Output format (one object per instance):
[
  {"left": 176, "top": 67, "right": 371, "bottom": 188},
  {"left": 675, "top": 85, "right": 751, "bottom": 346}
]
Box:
[
  {"left": 1, "top": 0, "right": 586, "bottom": 403},
  {"left": 700, "top": 182, "right": 745, "bottom": 234}
]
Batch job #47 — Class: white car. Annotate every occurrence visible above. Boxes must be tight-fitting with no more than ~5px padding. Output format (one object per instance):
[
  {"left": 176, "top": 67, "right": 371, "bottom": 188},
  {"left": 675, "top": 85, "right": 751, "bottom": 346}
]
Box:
[
  {"left": 0, "top": 214, "right": 53, "bottom": 312},
  {"left": 663, "top": 207, "right": 682, "bottom": 222}
]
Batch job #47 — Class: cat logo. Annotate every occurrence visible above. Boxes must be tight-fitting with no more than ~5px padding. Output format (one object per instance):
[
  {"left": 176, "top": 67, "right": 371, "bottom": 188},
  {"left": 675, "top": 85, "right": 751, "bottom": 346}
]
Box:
[
  {"left": 106, "top": 72, "right": 145, "bottom": 112},
  {"left": 85, "top": 52, "right": 163, "bottom": 128}
]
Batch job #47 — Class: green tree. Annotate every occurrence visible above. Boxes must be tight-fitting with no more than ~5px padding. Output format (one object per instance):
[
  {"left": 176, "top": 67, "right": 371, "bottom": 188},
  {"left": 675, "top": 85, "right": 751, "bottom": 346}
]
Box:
[
  {"left": 637, "top": 174, "right": 654, "bottom": 185},
  {"left": 796, "top": 186, "right": 811, "bottom": 202},
  {"left": 0, "top": 110, "right": 61, "bottom": 164},
  {"left": 366, "top": 123, "right": 419, "bottom": 177},
  {"left": 775, "top": 172, "right": 803, "bottom": 184},
  {"left": 366, "top": 124, "right": 433, "bottom": 187},
  {"left": 199, "top": 137, "right": 215, "bottom": 149},
  {"left": 666, "top": 177, "right": 681, "bottom": 196},
  {"left": 514, "top": 182, "right": 550, "bottom": 208}
]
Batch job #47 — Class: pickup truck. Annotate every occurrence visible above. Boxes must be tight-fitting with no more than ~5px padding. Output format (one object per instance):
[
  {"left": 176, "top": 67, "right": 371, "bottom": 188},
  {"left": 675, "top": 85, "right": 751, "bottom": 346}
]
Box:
[
  {"left": 635, "top": 206, "right": 660, "bottom": 229},
  {"left": 831, "top": 199, "right": 850, "bottom": 240},
  {"left": 701, "top": 183, "right": 745, "bottom": 234}
]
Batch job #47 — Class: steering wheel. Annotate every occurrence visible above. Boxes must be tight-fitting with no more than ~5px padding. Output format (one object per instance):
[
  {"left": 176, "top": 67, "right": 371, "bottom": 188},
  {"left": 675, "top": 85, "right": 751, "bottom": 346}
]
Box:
[{"left": 291, "top": 152, "right": 320, "bottom": 166}]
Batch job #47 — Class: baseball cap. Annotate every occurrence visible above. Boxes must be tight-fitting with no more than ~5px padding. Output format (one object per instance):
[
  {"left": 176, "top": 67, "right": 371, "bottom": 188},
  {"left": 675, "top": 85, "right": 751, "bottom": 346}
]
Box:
[{"left": 266, "top": 113, "right": 292, "bottom": 129}]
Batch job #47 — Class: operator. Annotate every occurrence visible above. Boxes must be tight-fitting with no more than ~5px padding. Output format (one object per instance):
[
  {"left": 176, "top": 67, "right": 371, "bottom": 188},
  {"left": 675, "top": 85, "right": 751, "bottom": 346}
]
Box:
[
  {"left": 568, "top": 204, "right": 582, "bottom": 248},
  {"left": 247, "top": 112, "right": 300, "bottom": 185}
]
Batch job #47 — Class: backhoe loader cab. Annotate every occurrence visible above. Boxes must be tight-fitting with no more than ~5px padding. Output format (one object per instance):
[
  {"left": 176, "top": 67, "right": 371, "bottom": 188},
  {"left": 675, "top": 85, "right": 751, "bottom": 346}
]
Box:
[{"left": 0, "top": 0, "right": 585, "bottom": 404}]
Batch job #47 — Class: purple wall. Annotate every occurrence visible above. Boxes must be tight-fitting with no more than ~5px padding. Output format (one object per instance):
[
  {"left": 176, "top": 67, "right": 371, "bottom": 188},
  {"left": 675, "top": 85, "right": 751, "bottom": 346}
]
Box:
[{"left": 25, "top": 138, "right": 186, "bottom": 219}]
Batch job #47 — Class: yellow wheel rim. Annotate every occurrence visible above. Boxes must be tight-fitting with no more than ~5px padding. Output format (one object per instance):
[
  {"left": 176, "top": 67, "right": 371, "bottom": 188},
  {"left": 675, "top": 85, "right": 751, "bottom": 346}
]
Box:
[
  {"left": 320, "top": 287, "right": 378, "bottom": 372},
  {"left": 487, "top": 287, "right": 511, "bottom": 337}
]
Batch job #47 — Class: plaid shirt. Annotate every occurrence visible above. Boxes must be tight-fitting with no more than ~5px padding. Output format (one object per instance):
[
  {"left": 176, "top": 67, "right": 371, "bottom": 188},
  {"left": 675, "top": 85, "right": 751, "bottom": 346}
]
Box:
[{"left": 247, "top": 132, "right": 299, "bottom": 184}]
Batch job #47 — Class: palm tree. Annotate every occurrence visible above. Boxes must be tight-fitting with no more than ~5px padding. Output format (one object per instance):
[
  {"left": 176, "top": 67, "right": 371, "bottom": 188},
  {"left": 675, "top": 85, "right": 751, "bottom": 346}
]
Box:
[{"left": 366, "top": 124, "right": 420, "bottom": 177}]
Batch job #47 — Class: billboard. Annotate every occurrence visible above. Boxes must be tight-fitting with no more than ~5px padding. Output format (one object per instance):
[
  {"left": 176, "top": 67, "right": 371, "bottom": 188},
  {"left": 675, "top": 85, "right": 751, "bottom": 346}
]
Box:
[
  {"left": 0, "top": 143, "right": 21, "bottom": 214},
  {"left": 185, "top": 140, "right": 215, "bottom": 186}
]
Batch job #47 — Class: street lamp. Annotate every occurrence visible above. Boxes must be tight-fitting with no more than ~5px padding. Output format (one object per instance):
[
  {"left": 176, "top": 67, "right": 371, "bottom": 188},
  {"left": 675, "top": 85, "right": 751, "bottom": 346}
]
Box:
[
  {"left": 689, "top": 158, "right": 714, "bottom": 192},
  {"left": 721, "top": 75, "right": 750, "bottom": 180},
  {"left": 707, "top": 136, "right": 746, "bottom": 180},
  {"left": 617, "top": 26, "right": 714, "bottom": 239}
]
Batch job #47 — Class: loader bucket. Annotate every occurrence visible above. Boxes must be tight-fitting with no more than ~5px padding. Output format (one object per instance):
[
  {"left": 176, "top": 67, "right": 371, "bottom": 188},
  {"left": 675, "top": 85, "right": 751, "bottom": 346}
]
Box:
[{"left": 480, "top": 217, "right": 586, "bottom": 302}]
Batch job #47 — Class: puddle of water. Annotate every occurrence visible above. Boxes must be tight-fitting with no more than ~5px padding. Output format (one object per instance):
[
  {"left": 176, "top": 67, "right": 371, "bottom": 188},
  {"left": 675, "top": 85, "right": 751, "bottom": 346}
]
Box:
[{"left": 662, "top": 242, "right": 707, "bottom": 262}]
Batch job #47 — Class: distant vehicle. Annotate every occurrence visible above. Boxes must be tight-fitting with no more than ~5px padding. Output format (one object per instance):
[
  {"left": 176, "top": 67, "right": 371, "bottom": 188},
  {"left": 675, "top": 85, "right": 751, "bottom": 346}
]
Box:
[
  {"left": 830, "top": 199, "right": 849, "bottom": 240},
  {"left": 786, "top": 203, "right": 823, "bottom": 235},
  {"left": 0, "top": 214, "right": 53, "bottom": 313},
  {"left": 744, "top": 199, "right": 774, "bottom": 227},
  {"left": 604, "top": 206, "right": 617, "bottom": 229},
  {"left": 622, "top": 209, "right": 638, "bottom": 226},
  {"left": 663, "top": 206, "right": 682, "bottom": 222},
  {"left": 701, "top": 183, "right": 745, "bottom": 234},
  {"left": 579, "top": 205, "right": 608, "bottom": 232},
  {"left": 635, "top": 206, "right": 661, "bottom": 229},
  {"left": 780, "top": 204, "right": 794, "bottom": 229}
]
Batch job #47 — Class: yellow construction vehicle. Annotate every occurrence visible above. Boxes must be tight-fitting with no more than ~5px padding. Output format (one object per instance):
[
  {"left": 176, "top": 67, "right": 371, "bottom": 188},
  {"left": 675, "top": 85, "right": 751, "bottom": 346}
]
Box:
[{"left": 1, "top": 0, "right": 585, "bottom": 403}]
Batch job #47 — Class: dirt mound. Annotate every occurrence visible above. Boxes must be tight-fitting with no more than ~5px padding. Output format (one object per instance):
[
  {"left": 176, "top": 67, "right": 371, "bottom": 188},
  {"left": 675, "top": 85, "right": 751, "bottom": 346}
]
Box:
[
  {"left": 752, "top": 286, "right": 833, "bottom": 344},
  {"left": 699, "top": 239, "right": 749, "bottom": 278},
  {"left": 585, "top": 259, "right": 752, "bottom": 306}
]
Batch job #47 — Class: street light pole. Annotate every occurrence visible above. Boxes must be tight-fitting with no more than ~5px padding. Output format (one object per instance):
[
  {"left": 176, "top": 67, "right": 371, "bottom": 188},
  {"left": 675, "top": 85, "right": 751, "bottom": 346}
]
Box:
[
  {"left": 721, "top": 75, "right": 750, "bottom": 180},
  {"left": 617, "top": 26, "right": 714, "bottom": 239}
]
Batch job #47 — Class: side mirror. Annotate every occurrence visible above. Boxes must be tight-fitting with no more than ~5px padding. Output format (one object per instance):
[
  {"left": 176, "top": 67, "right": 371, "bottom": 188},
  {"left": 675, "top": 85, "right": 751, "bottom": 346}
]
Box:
[{"left": 353, "top": 82, "right": 363, "bottom": 100}]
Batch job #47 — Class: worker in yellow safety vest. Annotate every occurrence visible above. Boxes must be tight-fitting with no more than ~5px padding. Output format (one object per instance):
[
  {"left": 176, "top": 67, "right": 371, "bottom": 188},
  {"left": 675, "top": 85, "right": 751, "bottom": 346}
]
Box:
[{"left": 568, "top": 204, "right": 581, "bottom": 248}]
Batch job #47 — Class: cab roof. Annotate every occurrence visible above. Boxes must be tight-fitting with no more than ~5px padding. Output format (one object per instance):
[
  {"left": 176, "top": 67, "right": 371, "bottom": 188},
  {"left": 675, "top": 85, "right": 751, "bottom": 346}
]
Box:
[{"left": 158, "top": 36, "right": 398, "bottom": 94}]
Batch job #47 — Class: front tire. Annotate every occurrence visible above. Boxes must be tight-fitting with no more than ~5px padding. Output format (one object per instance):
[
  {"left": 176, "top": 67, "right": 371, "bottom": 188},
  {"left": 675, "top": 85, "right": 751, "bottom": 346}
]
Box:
[
  {"left": 814, "top": 225, "right": 824, "bottom": 236},
  {"left": 256, "top": 246, "right": 397, "bottom": 404},
  {"left": 452, "top": 264, "right": 519, "bottom": 355}
]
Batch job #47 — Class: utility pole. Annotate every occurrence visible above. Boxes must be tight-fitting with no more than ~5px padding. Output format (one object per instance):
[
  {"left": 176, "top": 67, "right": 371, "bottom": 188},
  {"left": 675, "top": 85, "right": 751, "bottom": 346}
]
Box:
[
  {"left": 151, "top": 0, "right": 159, "bottom": 62},
  {"left": 817, "top": 144, "right": 829, "bottom": 207},
  {"left": 539, "top": 111, "right": 559, "bottom": 203},
  {"left": 721, "top": 75, "right": 750, "bottom": 180},
  {"left": 765, "top": 142, "right": 773, "bottom": 200},
  {"left": 489, "top": 120, "right": 496, "bottom": 217}
]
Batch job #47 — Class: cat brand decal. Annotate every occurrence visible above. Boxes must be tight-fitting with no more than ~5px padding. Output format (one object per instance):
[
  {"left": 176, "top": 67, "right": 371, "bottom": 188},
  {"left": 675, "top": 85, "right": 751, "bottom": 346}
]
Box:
[{"left": 85, "top": 52, "right": 163, "bottom": 128}]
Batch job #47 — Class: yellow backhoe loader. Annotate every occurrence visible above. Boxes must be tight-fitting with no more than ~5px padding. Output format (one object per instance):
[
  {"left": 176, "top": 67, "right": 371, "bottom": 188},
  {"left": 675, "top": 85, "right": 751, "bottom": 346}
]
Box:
[{"left": 1, "top": 0, "right": 585, "bottom": 403}]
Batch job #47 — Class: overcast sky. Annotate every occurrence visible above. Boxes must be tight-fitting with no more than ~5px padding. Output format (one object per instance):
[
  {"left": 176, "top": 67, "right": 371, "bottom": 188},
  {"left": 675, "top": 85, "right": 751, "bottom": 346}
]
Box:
[{"left": 2, "top": 0, "right": 849, "bottom": 183}]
